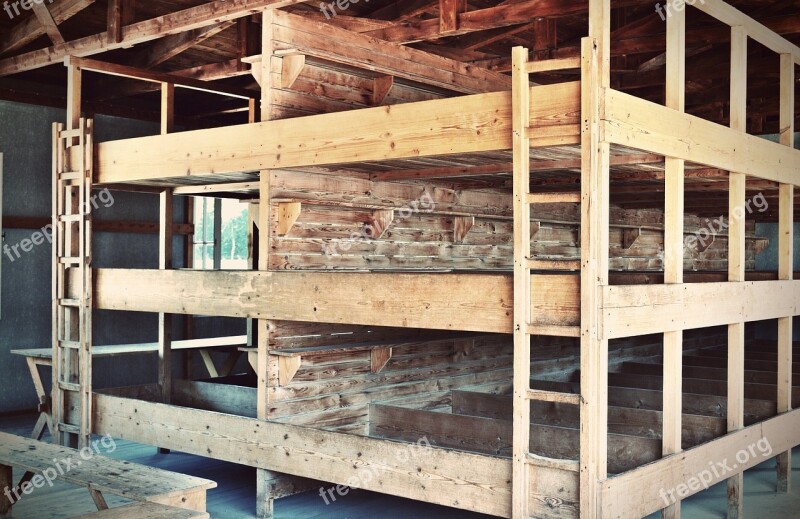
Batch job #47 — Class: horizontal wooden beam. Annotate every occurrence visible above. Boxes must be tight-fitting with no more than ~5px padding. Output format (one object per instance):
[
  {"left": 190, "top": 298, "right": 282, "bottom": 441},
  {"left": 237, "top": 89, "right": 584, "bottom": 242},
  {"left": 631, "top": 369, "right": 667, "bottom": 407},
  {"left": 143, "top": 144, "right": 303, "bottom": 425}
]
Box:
[
  {"left": 693, "top": 0, "right": 800, "bottom": 64},
  {"left": 601, "top": 407, "right": 800, "bottom": 518},
  {"left": 369, "top": 403, "right": 661, "bottom": 474},
  {"left": 93, "top": 393, "right": 512, "bottom": 517},
  {"left": 66, "top": 56, "right": 257, "bottom": 100},
  {"left": 3, "top": 216, "right": 193, "bottom": 235},
  {"left": 94, "top": 82, "right": 579, "bottom": 184},
  {"left": 603, "top": 89, "right": 800, "bottom": 185},
  {"left": 602, "top": 280, "right": 800, "bottom": 339},
  {"left": 91, "top": 268, "right": 515, "bottom": 333},
  {"left": 0, "top": 0, "right": 306, "bottom": 77}
]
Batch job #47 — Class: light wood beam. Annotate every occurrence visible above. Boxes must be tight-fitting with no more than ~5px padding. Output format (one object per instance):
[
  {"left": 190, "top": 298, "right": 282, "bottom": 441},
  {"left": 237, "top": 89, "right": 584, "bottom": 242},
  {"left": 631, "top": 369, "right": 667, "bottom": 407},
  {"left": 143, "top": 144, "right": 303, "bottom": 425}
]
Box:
[
  {"left": 579, "top": 30, "right": 609, "bottom": 519},
  {"left": 727, "top": 26, "right": 747, "bottom": 518},
  {"left": 160, "top": 83, "right": 175, "bottom": 135},
  {"left": 662, "top": 6, "right": 685, "bottom": 518},
  {"left": 158, "top": 189, "right": 173, "bottom": 411},
  {"left": 777, "top": 52, "right": 795, "bottom": 494}
]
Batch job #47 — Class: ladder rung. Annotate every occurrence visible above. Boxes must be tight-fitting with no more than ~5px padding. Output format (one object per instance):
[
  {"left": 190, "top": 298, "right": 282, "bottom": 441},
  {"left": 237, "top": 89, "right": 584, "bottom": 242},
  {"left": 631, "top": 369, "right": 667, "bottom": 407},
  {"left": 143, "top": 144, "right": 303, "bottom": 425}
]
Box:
[
  {"left": 60, "top": 128, "right": 82, "bottom": 140},
  {"left": 526, "top": 389, "right": 581, "bottom": 405},
  {"left": 57, "top": 423, "right": 81, "bottom": 434},
  {"left": 526, "top": 259, "right": 580, "bottom": 271},
  {"left": 59, "top": 214, "right": 83, "bottom": 222},
  {"left": 59, "top": 257, "right": 82, "bottom": 265},
  {"left": 525, "top": 452, "right": 580, "bottom": 472},
  {"left": 524, "top": 57, "right": 582, "bottom": 74},
  {"left": 57, "top": 381, "right": 81, "bottom": 392},
  {"left": 60, "top": 298, "right": 81, "bottom": 307},
  {"left": 526, "top": 324, "right": 581, "bottom": 337},
  {"left": 526, "top": 192, "right": 581, "bottom": 204},
  {"left": 58, "top": 340, "right": 81, "bottom": 350},
  {"left": 59, "top": 171, "right": 81, "bottom": 180}
]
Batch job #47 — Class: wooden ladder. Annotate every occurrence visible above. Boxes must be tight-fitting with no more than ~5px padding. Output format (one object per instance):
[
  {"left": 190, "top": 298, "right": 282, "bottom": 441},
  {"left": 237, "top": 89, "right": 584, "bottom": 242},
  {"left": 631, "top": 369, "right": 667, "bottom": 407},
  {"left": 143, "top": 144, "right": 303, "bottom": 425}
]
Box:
[
  {"left": 511, "top": 47, "right": 582, "bottom": 519},
  {"left": 52, "top": 119, "right": 93, "bottom": 448}
]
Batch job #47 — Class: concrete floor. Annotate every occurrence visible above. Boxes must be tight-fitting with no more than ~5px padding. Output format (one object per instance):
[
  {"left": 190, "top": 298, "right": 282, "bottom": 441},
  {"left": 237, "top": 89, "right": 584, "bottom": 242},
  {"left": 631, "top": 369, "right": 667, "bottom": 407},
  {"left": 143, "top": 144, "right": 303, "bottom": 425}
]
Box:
[{"left": 1, "top": 412, "right": 799, "bottom": 518}]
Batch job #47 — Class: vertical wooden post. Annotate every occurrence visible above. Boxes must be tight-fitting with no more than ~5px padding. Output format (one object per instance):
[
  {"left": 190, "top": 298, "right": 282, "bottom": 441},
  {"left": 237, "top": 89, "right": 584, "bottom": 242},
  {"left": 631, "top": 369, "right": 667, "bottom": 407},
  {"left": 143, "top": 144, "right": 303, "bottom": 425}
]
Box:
[
  {"left": 776, "top": 52, "right": 795, "bottom": 493},
  {"left": 510, "top": 45, "right": 531, "bottom": 519},
  {"left": 66, "top": 60, "right": 82, "bottom": 136},
  {"left": 662, "top": 5, "right": 685, "bottom": 519},
  {"left": 159, "top": 189, "right": 174, "bottom": 407},
  {"left": 160, "top": 83, "right": 175, "bottom": 135},
  {"left": 727, "top": 25, "right": 748, "bottom": 519},
  {"left": 579, "top": 33, "right": 609, "bottom": 519},
  {"left": 257, "top": 10, "right": 276, "bottom": 519}
]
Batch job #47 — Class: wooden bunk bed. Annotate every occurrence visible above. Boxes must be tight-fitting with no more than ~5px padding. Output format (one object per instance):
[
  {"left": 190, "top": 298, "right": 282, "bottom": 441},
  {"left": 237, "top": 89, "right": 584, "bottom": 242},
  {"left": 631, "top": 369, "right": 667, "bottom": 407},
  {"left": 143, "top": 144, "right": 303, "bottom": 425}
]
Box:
[{"left": 44, "top": 1, "right": 799, "bottom": 518}]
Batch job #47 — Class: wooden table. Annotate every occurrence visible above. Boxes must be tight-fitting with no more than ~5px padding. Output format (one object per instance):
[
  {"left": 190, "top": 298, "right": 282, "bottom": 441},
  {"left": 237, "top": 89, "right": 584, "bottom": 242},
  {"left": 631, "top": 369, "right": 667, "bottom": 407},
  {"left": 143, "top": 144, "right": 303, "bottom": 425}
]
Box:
[{"left": 11, "top": 335, "right": 248, "bottom": 440}]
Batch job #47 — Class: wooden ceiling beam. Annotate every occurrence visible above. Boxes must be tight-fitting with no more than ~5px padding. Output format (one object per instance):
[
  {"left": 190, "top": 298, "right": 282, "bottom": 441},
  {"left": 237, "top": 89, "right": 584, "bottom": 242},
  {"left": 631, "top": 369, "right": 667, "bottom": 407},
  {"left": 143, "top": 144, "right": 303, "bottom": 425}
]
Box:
[
  {"left": 0, "top": 0, "right": 94, "bottom": 55},
  {"left": 31, "top": 2, "right": 65, "bottom": 46},
  {"left": 0, "top": 0, "right": 307, "bottom": 77},
  {"left": 474, "top": 14, "right": 800, "bottom": 71},
  {"left": 363, "top": 0, "right": 642, "bottom": 44},
  {"left": 132, "top": 21, "right": 236, "bottom": 69}
]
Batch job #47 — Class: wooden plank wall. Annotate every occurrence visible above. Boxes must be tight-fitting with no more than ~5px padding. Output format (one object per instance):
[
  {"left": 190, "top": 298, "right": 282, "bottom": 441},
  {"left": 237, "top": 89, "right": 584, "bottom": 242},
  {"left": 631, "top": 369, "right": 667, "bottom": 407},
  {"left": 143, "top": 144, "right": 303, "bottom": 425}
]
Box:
[{"left": 267, "top": 170, "right": 767, "bottom": 271}]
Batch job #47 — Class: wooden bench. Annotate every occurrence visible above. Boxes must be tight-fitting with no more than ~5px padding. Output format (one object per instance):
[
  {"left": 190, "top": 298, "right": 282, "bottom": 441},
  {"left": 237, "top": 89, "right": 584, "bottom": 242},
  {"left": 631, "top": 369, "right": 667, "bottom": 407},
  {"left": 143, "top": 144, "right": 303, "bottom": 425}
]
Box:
[
  {"left": 0, "top": 432, "right": 215, "bottom": 517},
  {"left": 11, "top": 335, "right": 248, "bottom": 440},
  {"left": 73, "top": 502, "right": 210, "bottom": 519},
  {"left": 240, "top": 335, "right": 487, "bottom": 385}
]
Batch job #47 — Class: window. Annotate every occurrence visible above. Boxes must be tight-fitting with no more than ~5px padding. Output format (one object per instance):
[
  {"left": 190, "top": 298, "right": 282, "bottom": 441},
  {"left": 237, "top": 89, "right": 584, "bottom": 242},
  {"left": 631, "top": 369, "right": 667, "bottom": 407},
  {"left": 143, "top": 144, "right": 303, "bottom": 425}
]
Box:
[{"left": 192, "top": 197, "right": 248, "bottom": 270}]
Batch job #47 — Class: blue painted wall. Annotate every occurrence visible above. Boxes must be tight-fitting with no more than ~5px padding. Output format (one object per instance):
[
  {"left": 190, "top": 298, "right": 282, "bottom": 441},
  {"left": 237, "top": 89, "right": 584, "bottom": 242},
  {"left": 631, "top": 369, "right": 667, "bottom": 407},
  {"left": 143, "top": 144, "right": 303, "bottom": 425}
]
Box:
[{"left": 0, "top": 100, "right": 231, "bottom": 413}]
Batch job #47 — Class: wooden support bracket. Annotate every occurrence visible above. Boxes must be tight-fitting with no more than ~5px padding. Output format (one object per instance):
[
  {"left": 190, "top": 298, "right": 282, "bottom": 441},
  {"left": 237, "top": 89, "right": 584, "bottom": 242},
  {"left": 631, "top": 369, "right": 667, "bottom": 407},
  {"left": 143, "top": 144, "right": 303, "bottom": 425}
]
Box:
[
  {"left": 281, "top": 54, "right": 305, "bottom": 89},
  {"left": 453, "top": 216, "right": 475, "bottom": 243},
  {"left": 370, "top": 347, "right": 393, "bottom": 373},
  {"left": 531, "top": 220, "right": 541, "bottom": 238},
  {"left": 622, "top": 227, "right": 642, "bottom": 250},
  {"left": 452, "top": 338, "right": 475, "bottom": 361},
  {"left": 372, "top": 75, "right": 394, "bottom": 106},
  {"left": 276, "top": 201, "right": 301, "bottom": 236},
  {"left": 694, "top": 234, "right": 715, "bottom": 253},
  {"left": 366, "top": 209, "right": 394, "bottom": 239},
  {"left": 278, "top": 356, "right": 301, "bottom": 386}
]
